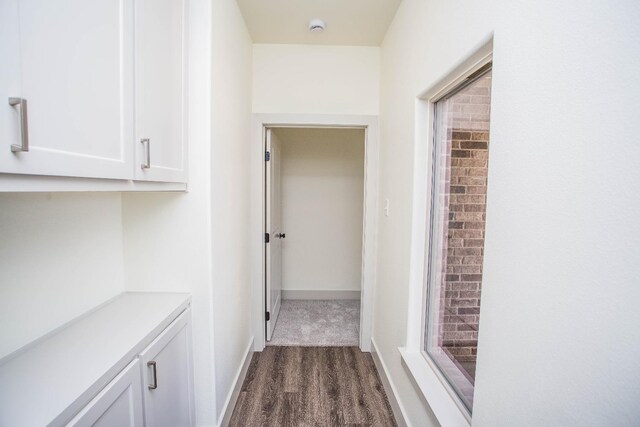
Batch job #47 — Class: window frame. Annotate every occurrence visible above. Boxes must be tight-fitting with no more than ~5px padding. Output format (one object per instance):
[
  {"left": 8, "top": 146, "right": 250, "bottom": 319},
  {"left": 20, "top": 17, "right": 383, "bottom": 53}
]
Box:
[
  {"left": 422, "top": 63, "right": 492, "bottom": 413},
  {"left": 399, "top": 38, "right": 493, "bottom": 427}
]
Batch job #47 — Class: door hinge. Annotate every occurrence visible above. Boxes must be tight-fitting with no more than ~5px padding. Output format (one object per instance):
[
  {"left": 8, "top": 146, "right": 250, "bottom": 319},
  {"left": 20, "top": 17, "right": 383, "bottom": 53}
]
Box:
[
  {"left": 266, "top": 311, "right": 270, "bottom": 321},
  {"left": 265, "top": 232, "right": 270, "bottom": 243},
  {"left": 265, "top": 151, "right": 270, "bottom": 161}
]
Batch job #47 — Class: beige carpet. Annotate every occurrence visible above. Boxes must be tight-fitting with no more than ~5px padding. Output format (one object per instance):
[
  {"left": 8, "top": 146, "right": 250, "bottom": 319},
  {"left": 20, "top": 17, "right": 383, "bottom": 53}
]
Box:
[{"left": 268, "top": 299, "right": 360, "bottom": 346}]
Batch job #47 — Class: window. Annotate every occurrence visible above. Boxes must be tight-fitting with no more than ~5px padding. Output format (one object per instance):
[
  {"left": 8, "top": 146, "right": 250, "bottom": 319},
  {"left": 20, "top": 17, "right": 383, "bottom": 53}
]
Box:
[{"left": 424, "top": 64, "right": 492, "bottom": 412}]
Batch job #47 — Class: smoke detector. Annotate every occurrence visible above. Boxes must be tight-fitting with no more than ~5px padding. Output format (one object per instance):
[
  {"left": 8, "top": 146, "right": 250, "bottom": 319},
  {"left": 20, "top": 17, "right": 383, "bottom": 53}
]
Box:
[{"left": 308, "top": 19, "right": 326, "bottom": 33}]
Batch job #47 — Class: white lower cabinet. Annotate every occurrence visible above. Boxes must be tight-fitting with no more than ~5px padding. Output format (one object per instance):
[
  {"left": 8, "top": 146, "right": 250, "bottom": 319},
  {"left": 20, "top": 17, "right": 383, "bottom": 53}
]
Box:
[
  {"left": 66, "top": 360, "right": 144, "bottom": 427},
  {"left": 66, "top": 309, "right": 194, "bottom": 427},
  {"left": 140, "top": 310, "right": 195, "bottom": 427},
  {"left": 0, "top": 293, "right": 193, "bottom": 427}
]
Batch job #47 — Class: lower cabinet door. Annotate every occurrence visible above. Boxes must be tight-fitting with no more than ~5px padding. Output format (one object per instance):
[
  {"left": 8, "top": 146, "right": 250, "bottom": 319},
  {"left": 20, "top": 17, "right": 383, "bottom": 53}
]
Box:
[
  {"left": 140, "top": 309, "right": 194, "bottom": 427},
  {"left": 66, "top": 359, "right": 144, "bottom": 427}
]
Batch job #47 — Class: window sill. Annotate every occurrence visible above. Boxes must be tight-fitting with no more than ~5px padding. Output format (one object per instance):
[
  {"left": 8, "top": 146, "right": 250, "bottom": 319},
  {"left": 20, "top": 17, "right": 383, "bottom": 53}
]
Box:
[{"left": 398, "top": 347, "right": 471, "bottom": 427}]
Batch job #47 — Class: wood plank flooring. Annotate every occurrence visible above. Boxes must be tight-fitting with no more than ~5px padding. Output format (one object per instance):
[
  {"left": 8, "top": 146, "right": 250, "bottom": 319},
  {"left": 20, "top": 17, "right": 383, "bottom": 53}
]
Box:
[{"left": 229, "top": 347, "right": 397, "bottom": 427}]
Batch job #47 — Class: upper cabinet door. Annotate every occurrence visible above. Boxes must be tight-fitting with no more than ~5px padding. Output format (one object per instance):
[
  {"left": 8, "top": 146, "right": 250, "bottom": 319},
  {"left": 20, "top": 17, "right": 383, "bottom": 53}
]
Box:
[
  {"left": 0, "top": 0, "right": 22, "bottom": 161},
  {"left": 0, "top": 0, "right": 135, "bottom": 179},
  {"left": 134, "top": 0, "right": 188, "bottom": 183}
]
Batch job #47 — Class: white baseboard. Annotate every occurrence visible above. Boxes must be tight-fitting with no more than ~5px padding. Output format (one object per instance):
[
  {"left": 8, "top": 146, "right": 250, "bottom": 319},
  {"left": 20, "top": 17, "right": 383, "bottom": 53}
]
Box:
[
  {"left": 371, "top": 338, "right": 410, "bottom": 427},
  {"left": 282, "top": 290, "right": 361, "bottom": 300},
  {"left": 217, "top": 337, "right": 254, "bottom": 427}
]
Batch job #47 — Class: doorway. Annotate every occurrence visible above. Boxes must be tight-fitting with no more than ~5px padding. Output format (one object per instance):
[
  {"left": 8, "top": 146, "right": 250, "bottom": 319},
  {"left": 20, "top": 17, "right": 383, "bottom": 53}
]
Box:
[
  {"left": 265, "top": 127, "right": 365, "bottom": 346},
  {"left": 251, "top": 114, "right": 379, "bottom": 352}
]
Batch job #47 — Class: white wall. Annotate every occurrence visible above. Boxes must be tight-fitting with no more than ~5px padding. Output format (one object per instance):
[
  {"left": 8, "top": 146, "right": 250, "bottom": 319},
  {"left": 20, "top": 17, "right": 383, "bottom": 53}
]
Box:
[
  {"left": 122, "top": 189, "right": 216, "bottom": 424},
  {"left": 253, "top": 44, "right": 380, "bottom": 115},
  {"left": 0, "top": 193, "right": 125, "bottom": 360},
  {"left": 125, "top": 0, "right": 253, "bottom": 424},
  {"left": 277, "top": 128, "right": 364, "bottom": 294},
  {"left": 124, "top": 0, "right": 255, "bottom": 425},
  {"left": 121, "top": 0, "right": 219, "bottom": 425},
  {"left": 377, "top": 0, "right": 640, "bottom": 425},
  {"left": 209, "top": 0, "right": 254, "bottom": 422}
]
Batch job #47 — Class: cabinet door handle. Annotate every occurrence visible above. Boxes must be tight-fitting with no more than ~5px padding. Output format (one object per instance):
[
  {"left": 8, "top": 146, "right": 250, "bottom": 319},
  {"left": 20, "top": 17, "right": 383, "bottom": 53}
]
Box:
[
  {"left": 147, "top": 361, "right": 158, "bottom": 390},
  {"left": 141, "top": 138, "right": 151, "bottom": 169},
  {"left": 8, "top": 98, "right": 29, "bottom": 153}
]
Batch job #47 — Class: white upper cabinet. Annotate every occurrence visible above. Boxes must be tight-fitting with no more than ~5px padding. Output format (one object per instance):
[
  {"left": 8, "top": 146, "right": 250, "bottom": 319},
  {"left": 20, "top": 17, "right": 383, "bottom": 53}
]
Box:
[
  {"left": 0, "top": 0, "right": 21, "bottom": 163},
  {"left": 134, "top": 0, "right": 188, "bottom": 183},
  {"left": 0, "top": 0, "right": 189, "bottom": 188},
  {"left": 0, "top": 0, "right": 135, "bottom": 179}
]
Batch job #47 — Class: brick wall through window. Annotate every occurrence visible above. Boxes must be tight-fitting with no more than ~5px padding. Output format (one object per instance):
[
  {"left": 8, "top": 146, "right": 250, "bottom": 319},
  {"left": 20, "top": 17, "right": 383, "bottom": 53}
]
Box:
[{"left": 434, "top": 73, "right": 491, "bottom": 382}]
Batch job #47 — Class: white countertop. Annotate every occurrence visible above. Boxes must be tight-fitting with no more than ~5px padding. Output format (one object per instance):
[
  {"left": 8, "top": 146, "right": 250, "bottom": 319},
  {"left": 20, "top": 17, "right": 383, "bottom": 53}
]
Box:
[{"left": 0, "top": 292, "right": 191, "bottom": 427}]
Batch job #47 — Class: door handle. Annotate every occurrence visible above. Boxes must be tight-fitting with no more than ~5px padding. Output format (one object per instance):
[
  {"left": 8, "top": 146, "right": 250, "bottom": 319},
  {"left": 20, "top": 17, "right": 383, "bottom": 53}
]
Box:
[
  {"left": 141, "top": 138, "right": 151, "bottom": 169},
  {"left": 276, "top": 233, "right": 286, "bottom": 239},
  {"left": 147, "top": 361, "right": 158, "bottom": 390},
  {"left": 8, "top": 98, "right": 29, "bottom": 153}
]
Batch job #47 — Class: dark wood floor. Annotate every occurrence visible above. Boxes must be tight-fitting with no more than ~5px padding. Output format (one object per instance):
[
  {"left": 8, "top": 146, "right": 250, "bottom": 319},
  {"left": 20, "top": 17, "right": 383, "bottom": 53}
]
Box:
[{"left": 229, "top": 346, "right": 397, "bottom": 427}]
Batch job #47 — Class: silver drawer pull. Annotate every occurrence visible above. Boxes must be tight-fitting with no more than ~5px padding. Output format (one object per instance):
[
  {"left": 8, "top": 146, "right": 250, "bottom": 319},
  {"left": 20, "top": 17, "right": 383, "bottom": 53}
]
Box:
[
  {"left": 9, "top": 97, "right": 29, "bottom": 153},
  {"left": 147, "top": 361, "right": 157, "bottom": 390},
  {"left": 141, "top": 138, "right": 151, "bottom": 169}
]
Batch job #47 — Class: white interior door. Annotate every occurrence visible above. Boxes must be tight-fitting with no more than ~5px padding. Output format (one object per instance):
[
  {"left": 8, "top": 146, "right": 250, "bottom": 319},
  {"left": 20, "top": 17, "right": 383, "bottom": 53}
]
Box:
[{"left": 265, "top": 128, "right": 283, "bottom": 341}]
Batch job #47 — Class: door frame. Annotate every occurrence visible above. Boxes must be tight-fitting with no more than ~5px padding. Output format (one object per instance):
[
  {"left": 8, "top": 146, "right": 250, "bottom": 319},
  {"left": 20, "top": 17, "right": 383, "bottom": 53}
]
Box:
[{"left": 251, "top": 114, "right": 379, "bottom": 352}]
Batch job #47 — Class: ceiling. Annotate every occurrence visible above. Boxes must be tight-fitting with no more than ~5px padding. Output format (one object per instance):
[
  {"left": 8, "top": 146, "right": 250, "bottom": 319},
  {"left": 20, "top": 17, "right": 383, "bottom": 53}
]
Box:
[{"left": 236, "top": 0, "right": 402, "bottom": 46}]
